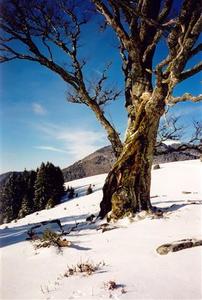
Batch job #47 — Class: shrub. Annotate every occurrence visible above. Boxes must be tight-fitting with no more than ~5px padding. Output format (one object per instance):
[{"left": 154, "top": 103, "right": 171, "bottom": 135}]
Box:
[
  {"left": 64, "top": 260, "right": 105, "bottom": 277},
  {"left": 86, "top": 184, "right": 93, "bottom": 195},
  {"left": 68, "top": 187, "right": 75, "bottom": 199},
  {"left": 33, "top": 229, "right": 71, "bottom": 249}
]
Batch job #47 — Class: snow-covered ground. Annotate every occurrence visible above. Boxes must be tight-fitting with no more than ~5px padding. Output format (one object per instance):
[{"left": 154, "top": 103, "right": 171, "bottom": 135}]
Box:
[{"left": 0, "top": 160, "right": 202, "bottom": 300}]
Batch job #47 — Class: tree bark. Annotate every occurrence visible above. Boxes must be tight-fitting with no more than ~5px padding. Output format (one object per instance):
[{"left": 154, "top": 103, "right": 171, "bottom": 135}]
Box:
[{"left": 99, "top": 89, "right": 166, "bottom": 219}]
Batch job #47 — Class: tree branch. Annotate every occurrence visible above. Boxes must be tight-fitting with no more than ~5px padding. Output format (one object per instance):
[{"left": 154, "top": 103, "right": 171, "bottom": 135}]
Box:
[
  {"left": 158, "top": 0, "right": 174, "bottom": 23},
  {"left": 0, "top": 43, "right": 38, "bottom": 62},
  {"left": 180, "top": 62, "right": 202, "bottom": 82},
  {"left": 168, "top": 93, "right": 202, "bottom": 105},
  {"left": 157, "top": 116, "right": 184, "bottom": 144},
  {"left": 92, "top": 0, "right": 130, "bottom": 48},
  {"left": 188, "top": 43, "right": 202, "bottom": 59},
  {"left": 0, "top": 0, "right": 123, "bottom": 158}
]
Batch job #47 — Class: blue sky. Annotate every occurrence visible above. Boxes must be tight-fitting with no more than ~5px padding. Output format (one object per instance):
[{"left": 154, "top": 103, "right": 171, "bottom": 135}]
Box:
[{"left": 0, "top": 12, "right": 201, "bottom": 174}]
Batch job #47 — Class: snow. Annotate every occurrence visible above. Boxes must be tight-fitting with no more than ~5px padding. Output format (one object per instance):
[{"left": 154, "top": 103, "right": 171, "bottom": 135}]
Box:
[
  {"left": 162, "top": 139, "right": 181, "bottom": 146},
  {"left": 0, "top": 160, "right": 202, "bottom": 300}
]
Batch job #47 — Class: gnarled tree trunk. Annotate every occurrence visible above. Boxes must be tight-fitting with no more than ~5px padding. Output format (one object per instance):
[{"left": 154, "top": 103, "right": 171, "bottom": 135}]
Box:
[{"left": 99, "top": 89, "right": 166, "bottom": 219}]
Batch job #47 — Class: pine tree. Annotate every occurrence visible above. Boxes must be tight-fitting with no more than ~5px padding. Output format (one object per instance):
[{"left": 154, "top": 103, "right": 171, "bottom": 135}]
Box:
[
  {"left": 34, "top": 163, "right": 49, "bottom": 211},
  {"left": 34, "top": 162, "right": 64, "bottom": 211},
  {"left": 18, "top": 195, "right": 30, "bottom": 218},
  {"left": 0, "top": 173, "right": 25, "bottom": 223},
  {"left": 21, "top": 169, "right": 36, "bottom": 214},
  {"left": 0, "top": 183, "right": 14, "bottom": 223},
  {"left": 53, "top": 166, "right": 65, "bottom": 204}
]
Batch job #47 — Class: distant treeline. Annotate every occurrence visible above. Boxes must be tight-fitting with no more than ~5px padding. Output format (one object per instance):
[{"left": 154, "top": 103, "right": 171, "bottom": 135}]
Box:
[{"left": 0, "top": 162, "right": 65, "bottom": 224}]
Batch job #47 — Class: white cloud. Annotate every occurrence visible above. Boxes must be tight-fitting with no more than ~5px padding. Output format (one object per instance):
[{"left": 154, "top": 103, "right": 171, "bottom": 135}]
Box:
[
  {"left": 34, "top": 146, "right": 68, "bottom": 153},
  {"left": 32, "top": 103, "right": 47, "bottom": 115},
  {"left": 35, "top": 122, "right": 107, "bottom": 160}
]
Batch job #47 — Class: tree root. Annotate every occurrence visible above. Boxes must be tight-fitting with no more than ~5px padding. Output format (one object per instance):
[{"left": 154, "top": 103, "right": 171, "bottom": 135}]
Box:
[{"left": 157, "top": 238, "right": 202, "bottom": 255}]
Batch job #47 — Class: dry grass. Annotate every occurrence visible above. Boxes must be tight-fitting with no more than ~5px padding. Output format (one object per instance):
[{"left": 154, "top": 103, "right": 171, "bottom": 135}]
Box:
[
  {"left": 33, "top": 229, "right": 71, "bottom": 250},
  {"left": 64, "top": 260, "right": 105, "bottom": 277}
]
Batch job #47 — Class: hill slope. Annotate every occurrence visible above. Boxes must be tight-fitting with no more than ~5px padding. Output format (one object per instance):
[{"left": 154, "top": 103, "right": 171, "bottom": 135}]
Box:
[
  {"left": 0, "top": 160, "right": 202, "bottom": 300},
  {"left": 62, "top": 143, "right": 200, "bottom": 181}
]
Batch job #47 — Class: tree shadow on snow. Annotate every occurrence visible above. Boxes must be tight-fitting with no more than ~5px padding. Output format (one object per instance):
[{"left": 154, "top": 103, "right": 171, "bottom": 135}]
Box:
[
  {"left": 0, "top": 212, "right": 99, "bottom": 248},
  {"left": 69, "top": 243, "right": 91, "bottom": 251},
  {"left": 152, "top": 199, "right": 202, "bottom": 213},
  {"left": 61, "top": 184, "right": 103, "bottom": 203}
]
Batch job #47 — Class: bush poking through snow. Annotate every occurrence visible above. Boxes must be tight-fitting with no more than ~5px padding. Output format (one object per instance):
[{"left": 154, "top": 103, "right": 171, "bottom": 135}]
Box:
[
  {"left": 33, "top": 229, "right": 71, "bottom": 249},
  {"left": 42, "top": 229, "right": 59, "bottom": 241},
  {"left": 86, "top": 214, "right": 95, "bottom": 222},
  {"left": 64, "top": 260, "right": 105, "bottom": 277},
  {"left": 67, "top": 187, "right": 75, "bottom": 199},
  {"left": 153, "top": 164, "right": 160, "bottom": 170},
  {"left": 86, "top": 184, "right": 93, "bottom": 195},
  {"left": 104, "top": 280, "right": 117, "bottom": 290}
]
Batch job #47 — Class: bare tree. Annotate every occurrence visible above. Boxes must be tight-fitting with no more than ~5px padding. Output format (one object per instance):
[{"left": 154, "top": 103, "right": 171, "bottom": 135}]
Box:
[
  {"left": 92, "top": 0, "right": 202, "bottom": 219},
  {"left": 157, "top": 115, "right": 185, "bottom": 144},
  {"left": 0, "top": 0, "right": 201, "bottom": 220},
  {"left": 156, "top": 117, "right": 202, "bottom": 154}
]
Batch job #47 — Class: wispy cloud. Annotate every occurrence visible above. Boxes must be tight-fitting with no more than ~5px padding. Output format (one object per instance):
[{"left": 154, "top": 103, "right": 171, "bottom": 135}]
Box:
[
  {"left": 32, "top": 103, "right": 47, "bottom": 115},
  {"left": 34, "top": 122, "right": 107, "bottom": 160},
  {"left": 34, "top": 146, "right": 68, "bottom": 153}
]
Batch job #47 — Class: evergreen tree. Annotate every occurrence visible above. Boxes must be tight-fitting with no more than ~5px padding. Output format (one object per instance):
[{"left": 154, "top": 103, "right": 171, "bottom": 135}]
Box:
[
  {"left": 21, "top": 169, "right": 36, "bottom": 214},
  {"left": 0, "top": 183, "right": 14, "bottom": 223},
  {"left": 34, "top": 163, "right": 49, "bottom": 211},
  {"left": 34, "top": 162, "right": 64, "bottom": 210},
  {"left": 18, "top": 195, "right": 30, "bottom": 218},
  {"left": 0, "top": 162, "right": 64, "bottom": 224},
  {"left": 0, "top": 173, "right": 25, "bottom": 223},
  {"left": 53, "top": 166, "right": 65, "bottom": 204}
]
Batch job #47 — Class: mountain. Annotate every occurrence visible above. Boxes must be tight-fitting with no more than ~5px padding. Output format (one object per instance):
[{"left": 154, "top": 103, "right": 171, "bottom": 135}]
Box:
[
  {"left": 62, "top": 146, "right": 115, "bottom": 182},
  {"left": 0, "top": 172, "right": 20, "bottom": 187},
  {"left": 1, "top": 143, "right": 200, "bottom": 184},
  {"left": 62, "top": 143, "right": 201, "bottom": 182}
]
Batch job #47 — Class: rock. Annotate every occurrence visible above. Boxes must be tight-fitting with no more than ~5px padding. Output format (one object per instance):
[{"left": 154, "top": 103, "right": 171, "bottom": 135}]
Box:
[
  {"left": 86, "top": 214, "right": 95, "bottom": 222},
  {"left": 156, "top": 244, "right": 172, "bottom": 255},
  {"left": 153, "top": 164, "right": 160, "bottom": 170},
  {"left": 56, "top": 238, "right": 71, "bottom": 247},
  {"left": 156, "top": 238, "right": 202, "bottom": 255}
]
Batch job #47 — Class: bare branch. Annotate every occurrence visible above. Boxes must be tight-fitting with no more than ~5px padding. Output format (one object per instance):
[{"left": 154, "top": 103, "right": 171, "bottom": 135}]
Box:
[
  {"left": 180, "top": 62, "right": 202, "bottom": 82},
  {"left": 168, "top": 93, "right": 202, "bottom": 105},
  {"left": 189, "top": 121, "right": 202, "bottom": 144},
  {"left": 0, "top": 43, "right": 38, "bottom": 62},
  {"left": 188, "top": 43, "right": 202, "bottom": 59},
  {"left": 142, "top": 29, "right": 162, "bottom": 63},
  {"left": 156, "top": 120, "right": 202, "bottom": 155},
  {"left": 164, "top": 0, "right": 201, "bottom": 87},
  {"left": 92, "top": 0, "right": 130, "bottom": 48},
  {"left": 155, "top": 55, "right": 171, "bottom": 75},
  {"left": 157, "top": 115, "right": 184, "bottom": 143},
  {"left": 158, "top": 0, "right": 174, "bottom": 23},
  {"left": 114, "top": 0, "right": 168, "bottom": 31}
]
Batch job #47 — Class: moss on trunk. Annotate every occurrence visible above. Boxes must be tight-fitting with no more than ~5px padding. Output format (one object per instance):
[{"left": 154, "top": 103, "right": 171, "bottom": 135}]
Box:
[{"left": 99, "top": 91, "right": 165, "bottom": 219}]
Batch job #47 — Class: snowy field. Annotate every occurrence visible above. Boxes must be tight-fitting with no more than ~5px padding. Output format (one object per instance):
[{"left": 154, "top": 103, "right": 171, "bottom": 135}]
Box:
[{"left": 0, "top": 160, "right": 202, "bottom": 300}]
